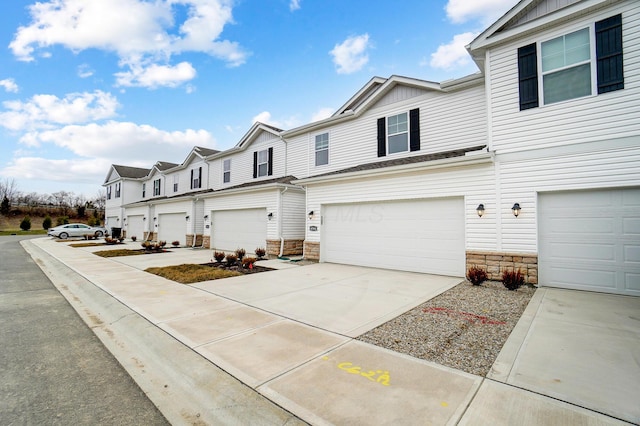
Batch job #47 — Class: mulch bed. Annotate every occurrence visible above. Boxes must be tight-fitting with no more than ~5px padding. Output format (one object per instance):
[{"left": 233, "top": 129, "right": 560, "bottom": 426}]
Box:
[{"left": 201, "top": 262, "right": 274, "bottom": 275}]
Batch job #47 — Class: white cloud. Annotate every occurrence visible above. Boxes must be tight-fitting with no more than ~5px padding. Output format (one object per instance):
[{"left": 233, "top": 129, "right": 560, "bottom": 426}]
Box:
[
  {"left": 330, "top": 34, "right": 370, "bottom": 75},
  {"left": 251, "top": 111, "right": 300, "bottom": 129},
  {"left": 0, "top": 79, "right": 19, "bottom": 93},
  {"left": 311, "top": 107, "right": 333, "bottom": 122},
  {"left": 9, "top": 0, "right": 247, "bottom": 88},
  {"left": 290, "top": 0, "right": 301, "bottom": 11},
  {"left": 445, "top": 0, "right": 516, "bottom": 25},
  {"left": 115, "top": 61, "right": 197, "bottom": 88},
  {"left": 429, "top": 32, "right": 477, "bottom": 70},
  {"left": 0, "top": 90, "right": 119, "bottom": 132},
  {"left": 2, "top": 157, "right": 114, "bottom": 184},
  {"left": 20, "top": 121, "right": 216, "bottom": 162},
  {"left": 77, "top": 64, "right": 94, "bottom": 78}
]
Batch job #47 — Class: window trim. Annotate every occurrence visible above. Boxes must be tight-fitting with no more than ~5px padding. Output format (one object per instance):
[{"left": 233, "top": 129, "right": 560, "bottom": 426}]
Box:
[
  {"left": 153, "top": 178, "right": 161, "bottom": 196},
  {"left": 190, "top": 167, "right": 202, "bottom": 189},
  {"left": 223, "top": 159, "right": 231, "bottom": 183},
  {"left": 314, "top": 132, "right": 329, "bottom": 167},
  {"left": 538, "top": 25, "right": 597, "bottom": 106},
  {"left": 173, "top": 175, "right": 179, "bottom": 192},
  {"left": 106, "top": 185, "right": 112, "bottom": 200},
  {"left": 142, "top": 183, "right": 146, "bottom": 198}
]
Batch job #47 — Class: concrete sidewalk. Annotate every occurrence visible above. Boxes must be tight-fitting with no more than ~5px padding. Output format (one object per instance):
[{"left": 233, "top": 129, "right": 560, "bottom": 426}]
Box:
[{"left": 25, "top": 237, "right": 636, "bottom": 425}]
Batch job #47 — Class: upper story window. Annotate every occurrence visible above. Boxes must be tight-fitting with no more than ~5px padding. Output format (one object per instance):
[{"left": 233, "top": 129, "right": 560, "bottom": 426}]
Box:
[
  {"left": 377, "top": 109, "right": 420, "bottom": 157},
  {"left": 115, "top": 182, "right": 121, "bottom": 198},
  {"left": 518, "top": 14, "right": 623, "bottom": 110},
  {"left": 142, "top": 183, "right": 146, "bottom": 198},
  {"left": 106, "top": 185, "right": 112, "bottom": 200},
  {"left": 153, "top": 179, "right": 161, "bottom": 196},
  {"left": 315, "top": 133, "right": 329, "bottom": 166},
  {"left": 190, "top": 167, "right": 202, "bottom": 189},
  {"left": 223, "top": 159, "right": 231, "bottom": 183},
  {"left": 173, "top": 175, "right": 179, "bottom": 192},
  {"left": 253, "top": 147, "right": 273, "bottom": 178},
  {"left": 387, "top": 113, "right": 408, "bottom": 154}
]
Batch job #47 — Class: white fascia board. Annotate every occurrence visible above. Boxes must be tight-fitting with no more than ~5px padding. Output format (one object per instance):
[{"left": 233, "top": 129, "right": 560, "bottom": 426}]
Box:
[
  {"left": 333, "top": 76, "right": 388, "bottom": 116},
  {"left": 201, "top": 182, "right": 304, "bottom": 199},
  {"left": 293, "top": 152, "right": 494, "bottom": 186},
  {"left": 281, "top": 110, "right": 356, "bottom": 138}
]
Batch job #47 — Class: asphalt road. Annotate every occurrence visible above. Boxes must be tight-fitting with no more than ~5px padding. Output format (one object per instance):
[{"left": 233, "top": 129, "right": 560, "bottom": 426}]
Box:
[{"left": 0, "top": 235, "right": 169, "bottom": 425}]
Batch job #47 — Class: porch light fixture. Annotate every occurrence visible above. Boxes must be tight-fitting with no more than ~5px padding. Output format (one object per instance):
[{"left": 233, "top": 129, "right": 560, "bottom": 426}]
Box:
[
  {"left": 267, "top": 212, "right": 273, "bottom": 220},
  {"left": 185, "top": 215, "right": 190, "bottom": 221},
  {"left": 116, "top": 217, "right": 120, "bottom": 222},
  {"left": 511, "top": 203, "right": 521, "bottom": 218},
  {"left": 476, "top": 204, "right": 485, "bottom": 218},
  {"left": 153, "top": 217, "right": 157, "bottom": 221},
  {"left": 204, "top": 215, "right": 209, "bottom": 220},
  {"left": 308, "top": 210, "right": 314, "bottom": 220},
  {"left": 143, "top": 217, "right": 146, "bottom": 221}
]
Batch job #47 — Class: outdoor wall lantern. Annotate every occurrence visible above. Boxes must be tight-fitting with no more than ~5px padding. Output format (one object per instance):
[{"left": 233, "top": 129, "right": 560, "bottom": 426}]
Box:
[
  {"left": 511, "top": 203, "right": 521, "bottom": 218},
  {"left": 153, "top": 217, "right": 157, "bottom": 221},
  {"left": 116, "top": 217, "right": 120, "bottom": 222},
  {"left": 143, "top": 217, "right": 147, "bottom": 221},
  {"left": 204, "top": 215, "right": 209, "bottom": 220},
  {"left": 267, "top": 212, "right": 274, "bottom": 220},
  {"left": 185, "top": 215, "right": 190, "bottom": 221},
  {"left": 476, "top": 204, "right": 485, "bottom": 218},
  {"left": 308, "top": 210, "right": 314, "bottom": 220}
]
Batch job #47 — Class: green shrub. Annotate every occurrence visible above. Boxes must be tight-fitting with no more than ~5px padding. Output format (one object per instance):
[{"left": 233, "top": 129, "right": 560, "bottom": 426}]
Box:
[
  {"left": 87, "top": 216, "right": 100, "bottom": 226},
  {"left": 1, "top": 196, "right": 9, "bottom": 215},
  {"left": 502, "top": 269, "right": 524, "bottom": 291},
  {"left": 467, "top": 266, "right": 488, "bottom": 286},
  {"left": 42, "top": 215, "right": 52, "bottom": 230},
  {"left": 56, "top": 216, "right": 70, "bottom": 226},
  {"left": 20, "top": 216, "right": 31, "bottom": 231},
  {"left": 213, "top": 251, "right": 226, "bottom": 262}
]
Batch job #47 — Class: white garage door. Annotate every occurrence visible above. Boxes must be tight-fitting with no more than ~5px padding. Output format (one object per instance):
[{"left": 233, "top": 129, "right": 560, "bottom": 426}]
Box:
[
  {"left": 539, "top": 188, "right": 640, "bottom": 296},
  {"left": 127, "top": 215, "right": 144, "bottom": 240},
  {"left": 158, "top": 213, "right": 186, "bottom": 245},
  {"left": 211, "top": 208, "right": 267, "bottom": 253},
  {"left": 322, "top": 198, "right": 465, "bottom": 276}
]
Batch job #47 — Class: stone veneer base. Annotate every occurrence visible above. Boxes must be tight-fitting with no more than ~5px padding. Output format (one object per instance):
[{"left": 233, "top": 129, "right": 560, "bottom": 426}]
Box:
[
  {"left": 266, "top": 239, "right": 304, "bottom": 256},
  {"left": 466, "top": 250, "right": 538, "bottom": 285}
]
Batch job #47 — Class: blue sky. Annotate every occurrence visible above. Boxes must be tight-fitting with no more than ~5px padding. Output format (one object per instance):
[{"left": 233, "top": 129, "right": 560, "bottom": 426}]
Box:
[{"left": 0, "top": 0, "right": 518, "bottom": 198}]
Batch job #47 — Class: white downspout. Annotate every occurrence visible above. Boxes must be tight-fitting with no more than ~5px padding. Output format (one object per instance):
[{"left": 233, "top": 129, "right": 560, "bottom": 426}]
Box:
[
  {"left": 278, "top": 187, "right": 288, "bottom": 257},
  {"left": 192, "top": 197, "right": 199, "bottom": 248}
]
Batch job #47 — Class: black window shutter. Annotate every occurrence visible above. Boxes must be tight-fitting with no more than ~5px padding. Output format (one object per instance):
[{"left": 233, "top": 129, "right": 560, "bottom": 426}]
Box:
[
  {"left": 409, "top": 108, "right": 420, "bottom": 152},
  {"left": 596, "top": 14, "right": 624, "bottom": 94},
  {"left": 517, "top": 43, "right": 539, "bottom": 110},
  {"left": 253, "top": 152, "right": 258, "bottom": 178},
  {"left": 377, "top": 117, "right": 386, "bottom": 157},
  {"left": 190, "top": 169, "right": 194, "bottom": 189},
  {"left": 198, "top": 167, "right": 202, "bottom": 188},
  {"left": 268, "top": 147, "right": 273, "bottom": 176}
]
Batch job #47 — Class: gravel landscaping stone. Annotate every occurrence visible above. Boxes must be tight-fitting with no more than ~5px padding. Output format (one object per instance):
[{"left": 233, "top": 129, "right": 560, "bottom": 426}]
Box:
[{"left": 357, "top": 280, "right": 536, "bottom": 376}]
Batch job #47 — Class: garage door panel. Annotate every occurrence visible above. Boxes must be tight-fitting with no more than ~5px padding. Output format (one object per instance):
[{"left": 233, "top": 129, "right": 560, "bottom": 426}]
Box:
[
  {"left": 539, "top": 188, "right": 640, "bottom": 296},
  {"left": 323, "top": 198, "right": 464, "bottom": 277},
  {"left": 211, "top": 209, "right": 266, "bottom": 253},
  {"left": 127, "top": 215, "right": 144, "bottom": 240},
  {"left": 158, "top": 213, "right": 185, "bottom": 245}
]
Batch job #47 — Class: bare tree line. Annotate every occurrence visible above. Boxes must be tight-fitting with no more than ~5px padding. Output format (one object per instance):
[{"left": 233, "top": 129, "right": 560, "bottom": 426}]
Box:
[{"left": 1, "top": 178, "right": 106, "bottom": 213}]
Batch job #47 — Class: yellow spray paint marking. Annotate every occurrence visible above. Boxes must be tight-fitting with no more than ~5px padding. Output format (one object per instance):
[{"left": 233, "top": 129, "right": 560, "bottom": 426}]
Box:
[
  {"left": 322, "top": 356, "right": 329, "bottom": 361},
  {"left": 440, "top": 401, "right": 448, "bottom": 408},
  {"left": 337, "top": 362, "right": 391, "bottom": 386}
]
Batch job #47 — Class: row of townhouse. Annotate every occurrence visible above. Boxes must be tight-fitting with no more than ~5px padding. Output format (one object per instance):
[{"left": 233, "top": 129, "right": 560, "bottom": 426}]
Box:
[{"left": 104, "top": 0, "right": 640, "bottom": 297}]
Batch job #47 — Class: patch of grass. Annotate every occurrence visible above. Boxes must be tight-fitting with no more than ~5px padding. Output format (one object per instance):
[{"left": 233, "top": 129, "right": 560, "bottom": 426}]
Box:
[
  {"left": 145, "top": 264, "right": 242, "bottom": 284},
  {"left": 70, "top": 242, "right": 106, "bottom": 248},
  {"left": 0, "top": 230, "right": 47, "bottom": 236},
  {"left": 95, "top": 249, "right": 148, "bottom": 258}
]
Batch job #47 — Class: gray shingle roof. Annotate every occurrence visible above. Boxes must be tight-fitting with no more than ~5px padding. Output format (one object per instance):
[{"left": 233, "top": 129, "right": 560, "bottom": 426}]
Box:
[
  {"left": 112, "top": 165, "right": 151, "bottom": 179},
  {"left": 155, "top": 161, "right": 179, "bottom": 171},
  {"left": 306, "top": 145, "right": 487, "bottom": 179},
  {"left": 194, "top": 146, "right": 220, "bottom": 157}
]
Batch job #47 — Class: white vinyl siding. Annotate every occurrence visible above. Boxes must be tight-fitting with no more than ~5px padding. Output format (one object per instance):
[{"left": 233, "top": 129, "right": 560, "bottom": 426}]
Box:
[
  {"left": 488, "top": 2, "right": 640, "bottom": 154},
  {"left": 322, "top": 198, "right": 465, "bottom": 276},
  {"left": 539, "top": 188, "right": 640, "bottom": 296},
  {"left": 281, "top": 189, "right": 306, "bottom": 239}
]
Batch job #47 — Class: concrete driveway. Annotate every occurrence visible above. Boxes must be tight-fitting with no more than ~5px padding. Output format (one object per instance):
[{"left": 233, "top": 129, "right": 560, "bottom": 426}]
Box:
[{"left": 26, "top": 237, "right": 638, "bottom": 425}]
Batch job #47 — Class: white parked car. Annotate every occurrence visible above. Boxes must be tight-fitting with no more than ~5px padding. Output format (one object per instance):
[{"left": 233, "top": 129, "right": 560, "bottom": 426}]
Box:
[{"left": 48, "top": 223, "right": 109, "bottom": 239}]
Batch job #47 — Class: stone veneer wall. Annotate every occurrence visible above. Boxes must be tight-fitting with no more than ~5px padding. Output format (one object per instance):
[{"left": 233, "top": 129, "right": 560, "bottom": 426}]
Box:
[
  {"left": 266, "top": 239, "right": 304, "bottom": 256},
  {"left": 304, "top": 241, "right": 320, "bottom": 261},
  {"left": 466, "top": 250, "right": 538, "bottom": 285},
  {"left": 186, "top": 234, "right": 204, "bottom": 247},
  {"left": 203, "top": 235, "right": 210, "bottom": 249}
]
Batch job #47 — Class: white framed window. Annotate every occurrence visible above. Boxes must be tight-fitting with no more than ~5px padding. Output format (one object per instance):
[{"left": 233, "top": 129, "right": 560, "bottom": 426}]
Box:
[
  {"left": 142, "top": 183, "right": 146, "bottom": 198},
  {"left": 257, "top": 149, "right": 269, "bottom": 177},
  {"left": 191, "top": 167, "right": 202, "bottom": 189},
  {"left": 315, "top": 133, "right": 329, "bottom": 166},
  {"left": 153, "top": 179, "right": 161, "bottom": 196},
  {"left": 106, "top": 186, "right": 112, "bottom": 200},
  {"left": 541, "top": 27, "right": 593, "bottom": 105},
  {"left": 173, "top": 175, "right": 179, "bottom": 192},
  {"left": 223, "top": 159, "right": 231, "bottom": 183},
  {"left": 387, "top": 112, "right": 408, "bottom": 154},
  {"left": 115, "top": 182, "right": 121, "bottom": 198}
]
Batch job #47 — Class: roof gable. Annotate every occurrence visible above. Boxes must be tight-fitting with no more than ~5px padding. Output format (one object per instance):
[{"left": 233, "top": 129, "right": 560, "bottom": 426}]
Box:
[
  {"left": 235, "top": 122, "right": 283, "bottom": 151},
  {"left": 104, "top": 164, "right": 150, "bottom": 183}
]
